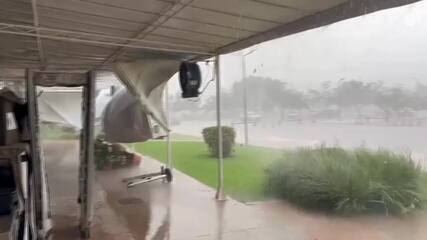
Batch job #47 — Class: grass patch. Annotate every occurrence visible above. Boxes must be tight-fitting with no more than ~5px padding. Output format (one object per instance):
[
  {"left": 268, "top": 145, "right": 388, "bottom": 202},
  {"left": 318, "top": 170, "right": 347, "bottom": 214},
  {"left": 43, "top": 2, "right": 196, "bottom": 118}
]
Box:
[
  {"left": 136, "top": 141, "right": 427, "bottom": 215},
  {"left": 40, "top": 123, "right": 78, "bottom": 140},
  {"left": 135, "top": 141, "right": 282, "bottom": 201},
  {"left": 266, "top": 147, "right": 427, "bottom": 215},
  {"left": 170, "top": 133, "right": 202, "bottom": 141}
]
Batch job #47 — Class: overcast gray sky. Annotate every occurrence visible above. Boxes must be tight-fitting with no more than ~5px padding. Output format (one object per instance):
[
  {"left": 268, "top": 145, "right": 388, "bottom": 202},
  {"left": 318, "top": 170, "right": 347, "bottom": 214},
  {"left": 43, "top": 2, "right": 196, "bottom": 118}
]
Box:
[{"left": 169, "top": 0, "right": 427, "bottom": 99}]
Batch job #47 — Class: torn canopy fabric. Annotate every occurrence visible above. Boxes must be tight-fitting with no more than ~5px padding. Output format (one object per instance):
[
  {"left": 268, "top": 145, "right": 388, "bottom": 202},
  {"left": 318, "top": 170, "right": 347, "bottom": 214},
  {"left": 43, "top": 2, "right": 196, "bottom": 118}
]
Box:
[
  {"left": 38, "top": 91, "right": 83, "bottom": 128},
  {"left": 113, "top": 60, "right": 180, "bottom": 132},
  {"left": 104, "top": 59, "right": 179, "bottom": 143},
  {"left": 38, "top": 89, "right": 114, "bottom": 129},
  {"left": 102, "top": 88, "right": 153, "bottom": 143}
]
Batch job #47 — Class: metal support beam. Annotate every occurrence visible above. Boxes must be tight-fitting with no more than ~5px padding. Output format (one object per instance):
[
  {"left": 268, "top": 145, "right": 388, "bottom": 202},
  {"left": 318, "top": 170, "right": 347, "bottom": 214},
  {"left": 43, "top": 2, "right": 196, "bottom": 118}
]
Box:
[
  {"left": 30, "top": 0, "right": 45, "bottom": 66},
  {"left": 217, "top": 0, "right": 422, "bottom": 54},
  {"left": 215, "top": 55, "right": 226, "bottom": 201},
  {"left": 99, "top": 0, "right": 196, "bottom": 67},
  {"left": 26, "top": 69, "right": 41, "bottom": 238},
  {"left": 79, "top": 71, "right": 96, "bottom": 239},
  {"left": 26, "top": 69, "right": 52, "bottom": 239},
  {"left": 241, "top": 49, "right": 257, "bottom": 146},
  {"left": 165, "top": 84, "right": 172, "bottom": 169},
  {"left": 0, "top": 23, "right": 213, "bottom": 56},
  {"left": 241, "top": 54, "right": 249, "bottom": 146}
]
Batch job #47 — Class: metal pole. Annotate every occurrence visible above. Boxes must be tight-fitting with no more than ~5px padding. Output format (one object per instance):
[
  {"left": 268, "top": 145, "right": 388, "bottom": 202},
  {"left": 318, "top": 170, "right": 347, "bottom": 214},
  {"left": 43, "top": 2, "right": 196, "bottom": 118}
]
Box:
[
  {"left": 79, "top": 71, "right": 96, "bottom": 239},
  {"left": 241, "top": 53, "right": 249, "bottom": 146},
  {"left": 165, "top": 83, "right": 172, "bottom": 169},
  {"left": 215, "top": 56, "right": 226, "bottom": 200},
  {"left": 25, "top": 69, "right": 43, "bottom": 238}
]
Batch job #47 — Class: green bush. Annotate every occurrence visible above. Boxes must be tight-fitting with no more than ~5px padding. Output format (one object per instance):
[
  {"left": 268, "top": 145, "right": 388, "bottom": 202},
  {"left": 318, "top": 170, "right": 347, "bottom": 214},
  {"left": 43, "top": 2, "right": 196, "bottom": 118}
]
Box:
[
  {"left": 94, "top": 139, "right": 133, "bottom": 170},
  {"left": 266, "top": 147, "right": 424, "bottom": 215},
  {"left": 94, "top": 138, "right": 110, "bottom": 170},
  {"left": 202, "top": 126, "right": 236, "bottom": 158}
]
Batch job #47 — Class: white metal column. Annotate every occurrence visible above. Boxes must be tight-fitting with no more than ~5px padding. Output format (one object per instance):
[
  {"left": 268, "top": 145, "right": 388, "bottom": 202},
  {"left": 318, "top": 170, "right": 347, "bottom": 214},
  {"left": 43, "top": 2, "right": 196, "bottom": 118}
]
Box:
[
  {"left": 26, "top": 69, "right": 43, "bottom": 239},
  {"left": 26, "top": 69, "right": 52, "bottom": 239},
  {"left": 241, "top": 54, "right": 249, "bottom": 146},
  {"left": 79, "top": 71, "right": 96, "bottom": 239},
  {"left": 215, "top": 56, "right": 226, "bottom": 200},
  {"left": 241, "top": 49, "right": 256, "bottom": 146},
  {"left": 165, "top": 84, "right": 172, "bottom": 169}
]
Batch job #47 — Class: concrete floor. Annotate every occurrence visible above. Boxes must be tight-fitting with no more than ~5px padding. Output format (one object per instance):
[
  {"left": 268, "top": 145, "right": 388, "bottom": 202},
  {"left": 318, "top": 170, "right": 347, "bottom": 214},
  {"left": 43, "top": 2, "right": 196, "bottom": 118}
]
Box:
[
  {"left": 0, "top": 216, "right": 10, "bottom": 239},
  {"left": 3, "top": 140, "right": 427, "bottom": 240}
]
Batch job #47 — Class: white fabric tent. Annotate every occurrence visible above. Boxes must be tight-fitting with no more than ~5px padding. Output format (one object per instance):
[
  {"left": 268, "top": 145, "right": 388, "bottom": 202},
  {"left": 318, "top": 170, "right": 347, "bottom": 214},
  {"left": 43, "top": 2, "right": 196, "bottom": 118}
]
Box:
[
  {"left": 38, "top": 88, "right": 115, "bottom": 129},
  {"left": 103, "top": 88, "right": 153, "bottom": 143},
  {"left": 113, "top": 59, "right": 180, "bottom": 131},
  {"left": 95, "top": 88, "right": 114, "bottom": 120},
  {"left": 38, "top": 90, "right": 82, "bottom": 128}
]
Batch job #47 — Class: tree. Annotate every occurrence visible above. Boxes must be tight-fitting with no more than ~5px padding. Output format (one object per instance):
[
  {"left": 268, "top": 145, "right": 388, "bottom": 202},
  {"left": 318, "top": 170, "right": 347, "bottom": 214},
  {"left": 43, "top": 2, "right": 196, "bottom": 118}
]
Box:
[
  {"left": 413, "top": 83, "right": 427, "bottom": 110},
  {"left": 280, "top": 89, "right": 307, "bottom": 109},
  {"left": 170, "top": 93, "right": 200, "bottom": 111},
  {"left": 375, "top": 87, "right": 411, "bottom": 112},
  {"left": 230, "top": 76, "right": 307, "bottom": 113},
  {"left": 329, "top": 80, "right": 381, "bottom": 107}
]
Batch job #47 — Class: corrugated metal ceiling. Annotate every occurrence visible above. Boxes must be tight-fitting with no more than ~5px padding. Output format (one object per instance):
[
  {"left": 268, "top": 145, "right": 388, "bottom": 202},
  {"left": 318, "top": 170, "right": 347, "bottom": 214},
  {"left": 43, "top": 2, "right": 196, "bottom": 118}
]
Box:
[{"left": 0, "top": 0, "right": 422, "bottom": 70}]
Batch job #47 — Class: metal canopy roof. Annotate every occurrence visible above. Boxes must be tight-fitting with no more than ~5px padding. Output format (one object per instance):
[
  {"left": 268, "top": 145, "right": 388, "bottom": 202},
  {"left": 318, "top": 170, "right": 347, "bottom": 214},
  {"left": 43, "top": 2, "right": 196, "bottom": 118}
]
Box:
[{"left": 0, "top": 0, "right": 422, "bottom": 70}]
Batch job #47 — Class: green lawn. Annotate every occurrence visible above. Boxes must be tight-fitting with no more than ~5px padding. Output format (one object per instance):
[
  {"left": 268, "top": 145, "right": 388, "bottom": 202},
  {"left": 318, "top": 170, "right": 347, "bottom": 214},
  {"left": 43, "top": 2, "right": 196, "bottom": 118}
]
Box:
[
  {"left": 134, "top": 141, "right": 283, "bottom": 201},
  {"left": 170, "top": 133, "right": 202, "bottom": 141},
  {"left": 40, "top": 124, "right": 78, "bottom": 140}
]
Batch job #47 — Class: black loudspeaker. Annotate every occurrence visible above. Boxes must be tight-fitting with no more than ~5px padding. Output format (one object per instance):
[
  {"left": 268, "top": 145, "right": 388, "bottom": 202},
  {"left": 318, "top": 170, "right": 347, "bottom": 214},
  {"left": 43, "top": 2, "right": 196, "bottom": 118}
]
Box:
[{"left": 179, "top": 62, "right": 201, "bottom": 98}]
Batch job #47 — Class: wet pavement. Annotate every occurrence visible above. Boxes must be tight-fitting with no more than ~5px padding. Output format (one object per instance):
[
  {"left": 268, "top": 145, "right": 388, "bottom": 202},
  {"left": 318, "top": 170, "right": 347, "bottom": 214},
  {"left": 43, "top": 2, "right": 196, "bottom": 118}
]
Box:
[
  {"left": 0, "top": 216, "right": 10, "bottom": 239},
  {"left": 23, "top": 140, "right": 427, "bottom": 239}
]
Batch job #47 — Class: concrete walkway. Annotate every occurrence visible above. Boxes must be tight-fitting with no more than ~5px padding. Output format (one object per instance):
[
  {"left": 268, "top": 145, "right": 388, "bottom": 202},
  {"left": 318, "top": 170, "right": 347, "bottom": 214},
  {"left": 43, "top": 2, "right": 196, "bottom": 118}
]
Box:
[{"left": 38, "top": 140, "right": 427, "bottom": 240}]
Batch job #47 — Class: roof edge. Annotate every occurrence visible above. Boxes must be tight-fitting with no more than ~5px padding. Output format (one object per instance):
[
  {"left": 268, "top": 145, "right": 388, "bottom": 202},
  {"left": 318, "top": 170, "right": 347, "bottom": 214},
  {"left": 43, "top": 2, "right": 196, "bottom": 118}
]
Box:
[{"left": 216, "top": 0, "right": 422, "bottom": 54}]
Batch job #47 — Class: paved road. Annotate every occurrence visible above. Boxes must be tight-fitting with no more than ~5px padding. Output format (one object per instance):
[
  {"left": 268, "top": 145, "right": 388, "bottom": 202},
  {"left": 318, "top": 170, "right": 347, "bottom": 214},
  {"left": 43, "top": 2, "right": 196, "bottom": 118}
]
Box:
[{"left": 174, "top": 120, "right": 427, "bottom": 166}]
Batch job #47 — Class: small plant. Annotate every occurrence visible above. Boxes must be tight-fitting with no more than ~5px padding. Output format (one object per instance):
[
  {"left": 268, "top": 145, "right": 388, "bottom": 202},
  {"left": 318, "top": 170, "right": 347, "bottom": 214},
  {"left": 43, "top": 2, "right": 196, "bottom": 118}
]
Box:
[
  {"left": 266, "top": 147, "right": 424, "bottom": 215},
  {"left": 94, "top": 138, "right": 110, "bottom": 170},
  {"left": 94, "top": 138, "right": 134, "bottom": 170},
  {"left": 202, "top": 126, "right": 236, "bottom": 158}
]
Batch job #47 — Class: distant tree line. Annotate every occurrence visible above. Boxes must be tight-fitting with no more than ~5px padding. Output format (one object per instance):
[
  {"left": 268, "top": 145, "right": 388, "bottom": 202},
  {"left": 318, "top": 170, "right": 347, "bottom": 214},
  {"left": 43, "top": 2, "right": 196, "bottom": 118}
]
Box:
[{"left": 170, "top": 76, "right": 427, "bottom": 115}]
